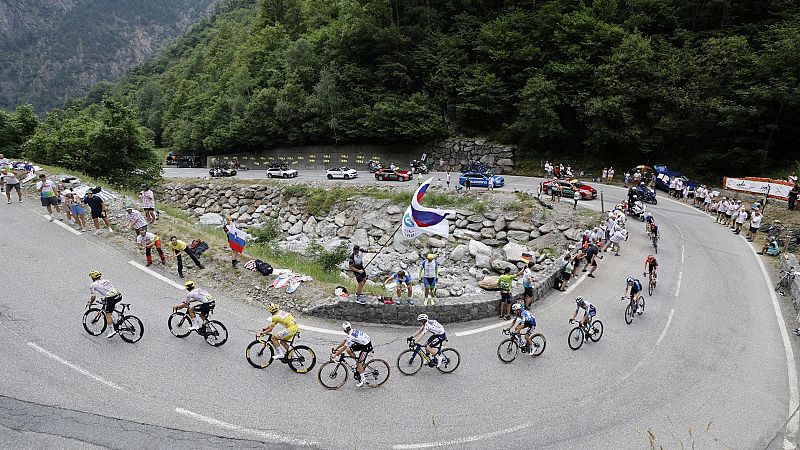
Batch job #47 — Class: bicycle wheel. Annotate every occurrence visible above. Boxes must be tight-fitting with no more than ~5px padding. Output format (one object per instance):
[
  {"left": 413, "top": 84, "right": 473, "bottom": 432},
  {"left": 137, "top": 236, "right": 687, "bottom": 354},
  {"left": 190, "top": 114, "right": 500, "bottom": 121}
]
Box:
[
  {"left": 287, "top": 345, "right": 316, "bottom": 374},
  {"left": 624, "top": 304, "right": 634, "bottom": 325},
  {"left": 568, "top": 327, "right": 584, "bottom": 350},
  {"left": 364, "top": 359, "right": 390, "bottom": 387},
  {"left": 118, "top": 315, "right": 144, "bottom": 343},
  {"left": 589, "top": 320, "right": 604, "bottom": 342},
  {"left": 396, "top": 349, "right": 423, "bottom": 375},
  {"left": 530, "top": 333, "right": 546, "bottom": 356},
  {"left": 203, "top": 320, "right": 228, "bottom": 347},
  {"left": 437, "top": 349, "right": 460, "bottom": 373},
  {"left": 497, "top": 339, "right": 519, "bottom": 363},
  {"left": 168, "top": 312, "right": 191, "bottom": 338},
  {"left": 317, "top": 361, "right": 348, "bottom": 390},
  {"left": 638, "top": 298, "right": 645, "bottom": 315},
  {"left": 653, "top": 238, "right": 658, "bottom": 254},
  {"left": 648, "top": 280, "right": 654, "bottom": 296},
  {"left": 245, "top": 340, "right": 274, "bottom": 369},
  {"left": 82, "top": 308, "right": 107, "bottom": 336}
]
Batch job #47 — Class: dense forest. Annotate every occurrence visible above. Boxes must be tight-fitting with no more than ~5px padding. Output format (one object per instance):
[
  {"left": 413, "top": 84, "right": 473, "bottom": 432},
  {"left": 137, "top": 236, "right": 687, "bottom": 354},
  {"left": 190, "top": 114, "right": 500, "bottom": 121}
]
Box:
[
  {"left": 0, "top": 0, "right": 218, "bottom": 112},
  {"left": 4, "top": 0, "right": 800, "bottom": 179}
]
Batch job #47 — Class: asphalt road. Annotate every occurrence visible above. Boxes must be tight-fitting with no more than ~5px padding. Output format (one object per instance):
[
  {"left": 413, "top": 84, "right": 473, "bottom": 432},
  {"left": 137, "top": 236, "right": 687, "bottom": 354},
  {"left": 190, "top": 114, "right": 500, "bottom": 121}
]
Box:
[{"left": 1, "top": 171, "right": 797, "bottom": 448}]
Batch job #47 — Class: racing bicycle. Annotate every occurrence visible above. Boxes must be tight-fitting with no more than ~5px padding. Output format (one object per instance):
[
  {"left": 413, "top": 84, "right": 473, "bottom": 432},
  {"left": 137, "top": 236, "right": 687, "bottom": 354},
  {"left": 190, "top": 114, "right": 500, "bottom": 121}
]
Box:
[
  {"left": 317, "top": 350, "right": 390, "bottom": 389},
  {"left": 397, "top": 338, "right": 460, "bottom": 375},
  {"left": 622, "top": 296, "right": 645, "bottom": 325},
  {"left": 568, "top": 318, "right": 603, "bottom": 350},
  {"left": 497, "top": 329, "right": 546, "bottom": 363},
  {"left": 83, "top": 301, "right": 144, "bottom": 343},
  {"left": 245, "top": 332, "right": 316, "bottom": 373},
  {"left": 644, "top": 271, "right": 658, "bottom": 296},
  {"left": 168, "top": 305, "right": 228, "bottom": 347},
  {"left": 651, "top": 233, "right": 659, "bottom": 254}
]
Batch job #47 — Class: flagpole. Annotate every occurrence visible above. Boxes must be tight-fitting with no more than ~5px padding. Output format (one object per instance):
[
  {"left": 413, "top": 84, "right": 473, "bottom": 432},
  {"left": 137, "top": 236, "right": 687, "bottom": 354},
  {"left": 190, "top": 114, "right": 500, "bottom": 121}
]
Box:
[{"left": 363, "top": 221, "right": 403, "bottom": 271}]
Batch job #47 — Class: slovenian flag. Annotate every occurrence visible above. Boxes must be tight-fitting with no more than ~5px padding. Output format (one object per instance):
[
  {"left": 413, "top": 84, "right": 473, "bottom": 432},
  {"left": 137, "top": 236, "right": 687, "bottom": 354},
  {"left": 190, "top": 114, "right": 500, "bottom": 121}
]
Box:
[
  {"left": 401, "top": 177, "right": 454, "bottom": 240},
  {"left": 227, "top": 222, "right": 248, "bottom": 254}
]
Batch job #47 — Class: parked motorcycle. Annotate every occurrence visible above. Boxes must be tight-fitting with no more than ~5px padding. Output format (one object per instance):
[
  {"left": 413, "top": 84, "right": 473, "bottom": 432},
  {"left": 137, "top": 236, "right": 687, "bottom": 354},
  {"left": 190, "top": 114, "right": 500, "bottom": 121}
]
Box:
[
  {"left": 368, "top": 160, "right": 382, "bottom": 173},
  {"left": 410, "top": 160, "right": 429, "bottom": 174}
]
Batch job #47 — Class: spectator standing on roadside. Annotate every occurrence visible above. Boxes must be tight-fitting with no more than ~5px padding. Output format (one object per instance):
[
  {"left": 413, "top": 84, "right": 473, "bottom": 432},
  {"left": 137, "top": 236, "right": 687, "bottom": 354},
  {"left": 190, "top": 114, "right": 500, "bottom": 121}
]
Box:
[
  {"left": 446, "top": 171, "right": 451, "bottom": 190},
  {"left": 224, "top": 216, "right": 248, "bottom": 268},
  {"left": 125, "top": 206, "right": 149, "bottom": 236},
  {"left": 439, "top": 158, "right": 445, "bottom": 172},
  {"left": 789, "top": 183, "right": 800, "bottom": 210},
  {"left": 348, "top": 245, "right": 368, "bottom": 303},
  {"left": 573, "top": 189, "right": 581, "bottom": 209},
  {"left": 609, "top": 228, "right": 625, "bottom": 256},
  {"left": 734, "top": 206, "right": 748, "bottom": 234},
  {"left": 498, "top": 267, "right": 520, "bottom": 319},
  {"left": 624, "top": 171, "right": 631, "bottom": 187},
  {"left": 167, "top": 236, "right": 204, "bottom": 278},
  {"left": 747, "top": 208, "right": 763, "bottom": 242},
  {"left": 419, "top": 254, "right": 439, "bottom": 306},
  {"left": 607, "top": 167, "right": 615, "bottom": 183},
  {"left": 137, "top": 229, "right": 166, "bottom": 266},
  {"left": 65, "top": 189, "right": 87, "bottom": 232},
  {"left": 0, "top": 153, "right": 8, "bottom": 193},
  {"left": 582, "top": 242, "right": 600, "bottom": 278},
  {"left": 559, "top": 255, "right": 573, "bottom": 291},
  {"left": 633, "top": 171, "right": 642, "bottom": 184},
  {"left": 139, "top": 185, "right": 157, "bottom": 224},
  {"left": 1, "top": 168, "right": 21, "bottom": 203},
  {"left": 83, "top": 190, "right": 113, "bottom": 234},
  {"left": 521, "top": 261, "right": 536, "bottom": 310},
  {"left": 602, "top": 167, "right": 608, "bottom": 183},
  {"left": 35, "top": 174, "right": 63, "bottom": 221},
  {"left": 465, "top": 177, "right": 471, "bottom": 191},
  {"left": 58, "top": 183, "right": 74, "bottom": 224}
]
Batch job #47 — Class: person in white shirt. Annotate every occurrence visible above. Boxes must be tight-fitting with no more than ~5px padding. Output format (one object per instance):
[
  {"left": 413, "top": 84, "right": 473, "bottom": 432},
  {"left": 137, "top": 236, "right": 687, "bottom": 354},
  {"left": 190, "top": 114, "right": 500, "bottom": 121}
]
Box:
[
  {"left": 734, "top": 203, "right": 748, "bottom": 233},
  {"left": 747, "top": 209, "right": 763, "bottom": 241},
  {"left": 137, "top": 229, "right": 166, "bottom": 266},
  {"left": 174, "top": 280, "right": 215, "bottom": 330},
  {"left": 86, "top": 271, "right": 123, "bottom": 338},
  {"left": 333, "top": 321, "right": 372, "bottom": 387},
  {"left": 138, "top": 185, "right": 157, "bottom": 224},
  {"left": 125, "top": 206, "right": 149, "bottom": 235},
  {"left": 410, "top": 314, "right": 447, "bottom": 368},
  {"left": 573, "top": 189, "right": 581, "bottom": 209},
  {"left": 35, "top": 174, "right": 63, "bottom": 221},
  {"left": 607, "top": 167, "right": 615, "bottom": 183},
  {"left": 609, "top": 229, "right": 626, "bottom": 256},
  {"left": 602, "top": 168, "right": 608, "bottom": 182},
  {"left": 1, "top": 168, "right": 21, "bottom": 203}
]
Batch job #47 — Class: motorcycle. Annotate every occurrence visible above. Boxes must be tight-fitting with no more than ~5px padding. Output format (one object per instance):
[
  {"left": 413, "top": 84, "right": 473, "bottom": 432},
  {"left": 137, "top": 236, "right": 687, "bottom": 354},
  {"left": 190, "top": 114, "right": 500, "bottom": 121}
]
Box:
[
  {"left": 629, "top": 200, "right": 646, "bottom": 220},
  {"left": 635, "top": 185, "right": 658, "bottom": 204},
  {"left": 368, "top": 160, "right": 382, "bottom": 173},
  {"left": 410, "top": 160, "right": 429, "bottom": 174},
  {"left": 209, "top": 167, "right": 237, "bottom": 178}
]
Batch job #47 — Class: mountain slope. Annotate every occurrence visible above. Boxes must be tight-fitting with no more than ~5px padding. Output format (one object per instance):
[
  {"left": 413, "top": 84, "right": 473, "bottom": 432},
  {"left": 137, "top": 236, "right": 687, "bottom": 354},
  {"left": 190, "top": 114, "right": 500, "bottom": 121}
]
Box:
[{"left": 0, "top": 0, "right": 219, "bottom": 112}]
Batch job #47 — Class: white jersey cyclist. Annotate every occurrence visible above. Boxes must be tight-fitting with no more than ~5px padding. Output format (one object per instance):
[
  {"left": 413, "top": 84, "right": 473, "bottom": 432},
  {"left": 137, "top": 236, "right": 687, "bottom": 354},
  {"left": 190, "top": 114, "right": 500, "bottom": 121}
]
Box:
[
  {"left": 186, "top": 288, "right": 213, "bottom": 304},
  {"left": 420, "top": 318, "right": 445, "bottom": 336},
  {"left": 344, "top": 328, "right": 371, "bottom": 347},
  {"left": 89, "top": 279, "right": 119, "bottom": 299}
]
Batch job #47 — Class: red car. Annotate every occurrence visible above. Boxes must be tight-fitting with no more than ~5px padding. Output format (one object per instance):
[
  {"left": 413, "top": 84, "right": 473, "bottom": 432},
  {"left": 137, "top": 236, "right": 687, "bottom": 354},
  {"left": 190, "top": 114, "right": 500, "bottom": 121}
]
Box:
[
  {"left": 540, "top": 179, "right": 597, "bottom": 199},
  {"left": 375, "top": 168, "right": 412, "bottom": 181}
]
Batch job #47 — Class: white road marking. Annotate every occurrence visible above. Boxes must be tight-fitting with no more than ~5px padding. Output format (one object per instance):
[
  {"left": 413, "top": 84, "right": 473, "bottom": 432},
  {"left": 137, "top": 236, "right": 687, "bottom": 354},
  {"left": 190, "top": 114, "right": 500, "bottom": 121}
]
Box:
[
  {"left": 45, "top": 215, "right": 82, "bottom": 235},
  {"left": 675, "top": 271, "right": 682, "bottom": 298},
  {"left": 127, "top": 260, "right": 184, "bottom": 290},
  {"left": 681, "top": 244, "right": 685, "bottom": 263},
  {"left": 454, "top": 321, "right": 507, "bottom": 337},
  {"left": 656, "top": 309, "right": 675, "bottom": 346},
  {"left": 175, "top": 407, "right": 320, "bottom": 447},
  {"left": 392, "top": 422, "right": 533, "bottom": 449},
  {"left": 27, "top": 342, "right": 124, "bottom": 391},
  {"left": 563, "top": 273, "right": 588, "bottom": 295},
  {"left": 220, "top": 306, "right": 341, "bottom": 335}
]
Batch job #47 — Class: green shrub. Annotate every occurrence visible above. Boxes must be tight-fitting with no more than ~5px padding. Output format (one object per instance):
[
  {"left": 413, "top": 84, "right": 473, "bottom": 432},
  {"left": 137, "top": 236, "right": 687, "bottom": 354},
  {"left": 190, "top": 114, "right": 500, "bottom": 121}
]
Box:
[{"left": 250, "top": 219, "right": 280, "bottom": 243}]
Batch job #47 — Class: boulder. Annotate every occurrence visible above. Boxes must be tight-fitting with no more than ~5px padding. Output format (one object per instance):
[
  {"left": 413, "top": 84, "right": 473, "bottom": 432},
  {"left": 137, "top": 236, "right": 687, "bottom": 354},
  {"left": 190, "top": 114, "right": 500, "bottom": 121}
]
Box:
[
  {"left": 494, "top": 217, "right": 507, "bottom": 232},
  {"left": 317, "top": 221, "right": 338, "bottom": 238},
  {"left": 372, "top": 218, "right": 393, "bottom": 232},
  {"left": 482, "top": 219, "right": 494, "bottom": 228},
  {"left": 503, "top": 242, "right": 528, "bottom": 262},
  {"left": 337, "top": 225, "right": 354, "bottom": 238},
  {"left": 466, "top": 222, "right": 484, "bottom": 231},
  {"left": 450, "top": 244, "right": 469, "bottom": 262},
  {"left": 281, "top": 221, "right": 292, "bottom": 232},
  {"left": 563, "top": 228, "right": 583, "bottom": 241},
  {"left": 496, "top": 231, "right": 507, "bottom": 240},
  {"left": 529, "top": 228, "right": 541, "bottom": 239},
  {"left": 387, "top": 205, "right": 403, "bottom": 215},
  {"left": 478, "top": 276, "right": 500, "bottom": 290},
  {"left": 480, "top": 228, "right": 496, "bottom": 239},
  {"left": 491, "top": 259, "right": 518, "bottom": 273},
  {"left": 557, "top": 223, "right": 571, "bottom": 232},
  {"left": 453, "top": 229, "right": 480, "bottom": 240},
  {"left": 475, "top": 254, "right": 492, "bottom": 269},
  {"left": 288, "top": 220, "right": 303, "bottom": 235},
  {"left": 467, "top": 214, "right": 485, "bottom": 223},
  {"left": 538, "top": 223, "right": 555, "bottom": 234},
  {"left": 334, "top": 212, "right": 347, "bottom": 227},
  {"left": 507, "top": 220, "right": 534, "bottom": 232},
  {"left": 468, "top": 239, "right": 491, "bottom": 257},
  {"left": 303, "top": 216, "right": 318, "bottom": 235},
  {"left": 507, "top": 230, "right": 531, "bottom": 242},
  {"left": 198, "top": 213, "right": 224, "bottom": 226},
  {"left": 427, "top": 237, "right": 448, "bottom": 248},
  {"left": 351, "top": 228, "right": 370, "bottom": 249},
  {"left": 239, "top": 213, "right": 252, "bottom": 223},
  {"left": 532, "top": 263, "right": 544, "bottom": 271}
]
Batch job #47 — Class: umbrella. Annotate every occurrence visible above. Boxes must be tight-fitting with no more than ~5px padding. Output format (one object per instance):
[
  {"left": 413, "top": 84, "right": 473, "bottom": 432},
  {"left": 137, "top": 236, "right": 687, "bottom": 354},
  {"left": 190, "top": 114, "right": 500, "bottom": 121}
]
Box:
[{"left": 633, "top": 165, "right": 653, "bottom": 172}]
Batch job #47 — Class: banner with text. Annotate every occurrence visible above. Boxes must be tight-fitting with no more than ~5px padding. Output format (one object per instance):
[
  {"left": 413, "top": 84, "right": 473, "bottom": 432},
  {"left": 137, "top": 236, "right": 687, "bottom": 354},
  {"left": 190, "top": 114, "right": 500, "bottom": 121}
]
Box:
[{"left": 723, "top": 177, "right": 792, "bottom": 200}]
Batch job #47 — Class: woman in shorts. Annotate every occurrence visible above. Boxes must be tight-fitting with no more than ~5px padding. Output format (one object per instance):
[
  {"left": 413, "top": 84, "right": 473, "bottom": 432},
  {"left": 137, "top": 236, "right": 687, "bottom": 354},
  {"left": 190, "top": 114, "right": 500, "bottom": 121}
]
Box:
[{"left": 65, "top": 190, "right": 87, "bottom": 232}]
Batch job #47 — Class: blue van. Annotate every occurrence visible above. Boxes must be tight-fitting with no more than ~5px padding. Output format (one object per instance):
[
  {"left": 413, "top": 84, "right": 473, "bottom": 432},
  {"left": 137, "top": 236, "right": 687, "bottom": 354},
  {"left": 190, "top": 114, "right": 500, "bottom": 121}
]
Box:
[{"left": 653, "top": 165, "right": 696, "bottom": 194}]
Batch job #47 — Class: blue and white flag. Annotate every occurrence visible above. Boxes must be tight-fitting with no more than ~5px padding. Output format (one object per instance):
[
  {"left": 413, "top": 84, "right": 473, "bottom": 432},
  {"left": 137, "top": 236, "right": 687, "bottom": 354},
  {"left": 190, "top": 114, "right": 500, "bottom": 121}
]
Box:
[{"left": 401, "top": 177, "right": 454, "bottom": 240}]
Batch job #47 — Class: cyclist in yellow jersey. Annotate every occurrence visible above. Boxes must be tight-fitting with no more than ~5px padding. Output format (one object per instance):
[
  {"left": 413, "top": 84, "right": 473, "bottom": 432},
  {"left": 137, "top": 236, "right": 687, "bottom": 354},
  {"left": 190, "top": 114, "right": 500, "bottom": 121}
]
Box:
[{"left": 260, "top": 303, "right": 299, "bottom": 359}]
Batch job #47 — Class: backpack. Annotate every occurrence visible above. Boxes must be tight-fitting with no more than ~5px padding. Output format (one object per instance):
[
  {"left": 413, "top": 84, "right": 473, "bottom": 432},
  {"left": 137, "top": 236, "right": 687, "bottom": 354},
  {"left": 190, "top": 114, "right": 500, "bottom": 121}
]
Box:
[
  {"left": 255, "top": 259, "right": 273, "bottom": 276},
  {"left": 190, "top": 239, "right": 209, "bottom": 255}
]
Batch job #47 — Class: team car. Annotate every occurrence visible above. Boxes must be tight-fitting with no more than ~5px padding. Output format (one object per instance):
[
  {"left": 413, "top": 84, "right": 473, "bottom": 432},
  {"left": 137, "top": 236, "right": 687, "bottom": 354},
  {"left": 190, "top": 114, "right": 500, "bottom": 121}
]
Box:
[
  {"left": 266, "top": 166, "right": 298, "bottom": 178},
  {"left": 375, "top": 168, "right": 412, "bottom": 181},
  {"left": 326, "top": 167, "right": 359, "bottom": 180},
  {"left": 540, "top": 179, "right": 597, "bottom": 199},
  {"left": 459, "top": 172, "right": 505, "bottom": 188}
]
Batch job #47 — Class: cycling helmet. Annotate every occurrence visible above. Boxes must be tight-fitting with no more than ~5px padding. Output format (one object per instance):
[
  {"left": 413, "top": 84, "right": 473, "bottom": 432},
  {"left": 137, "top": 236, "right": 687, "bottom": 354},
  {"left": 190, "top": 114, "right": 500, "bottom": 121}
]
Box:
[
  {"left": 341, "top": 321, "right": 351, "bottom": 332},
  {"left": 417, "top": 313, "right": 428, "bottom": 322},
  {"left": 511, "top": 303, "right": 522, "bottom": 311},
  {"left": 89, "top": 270, "right": 102, "bottom": 280},
  {"left": 267, "top": 303, "right": 279, "bottom": 314},
  {"left": 575, "top": 296, "right": 584, "bottom": 304},
  {"left": 632, "top": 195, "right": 638, "bottom": 200},
  {"left": 626, "top": 277, "right": 634, "bottom": 284},
  {"left": 184, "top": 280, "right": 196, "bottom": 291},
  {"left": 427, "top": 253, "right": 435, "bottom": 260}
]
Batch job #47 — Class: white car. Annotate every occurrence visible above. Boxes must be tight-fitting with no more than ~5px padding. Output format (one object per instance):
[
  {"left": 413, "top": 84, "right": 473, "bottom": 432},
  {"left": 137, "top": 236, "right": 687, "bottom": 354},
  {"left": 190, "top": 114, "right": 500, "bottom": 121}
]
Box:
[
  {"left": 326, "top": 167, "right": 358, "bottom": 180},
  {"left": 265, "top": 167, "right": 298, "bottom": 178}
]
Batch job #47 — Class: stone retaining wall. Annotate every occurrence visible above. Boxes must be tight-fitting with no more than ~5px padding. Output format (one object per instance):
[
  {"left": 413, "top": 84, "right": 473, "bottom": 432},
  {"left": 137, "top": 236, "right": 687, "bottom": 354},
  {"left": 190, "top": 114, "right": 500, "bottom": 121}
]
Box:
[
  {"left": 779, "top": 254, "right": 800, "bottom": 323},
  {"left": 423, "top": 138, "right": 516, "bottom": 174}
]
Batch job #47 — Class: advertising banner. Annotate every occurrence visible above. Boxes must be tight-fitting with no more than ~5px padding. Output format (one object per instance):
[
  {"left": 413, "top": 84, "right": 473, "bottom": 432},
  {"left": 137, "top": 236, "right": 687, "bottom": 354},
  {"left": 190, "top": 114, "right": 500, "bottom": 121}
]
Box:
[{"left": 723, "top": 177, "right": 792, "bottom": 200}]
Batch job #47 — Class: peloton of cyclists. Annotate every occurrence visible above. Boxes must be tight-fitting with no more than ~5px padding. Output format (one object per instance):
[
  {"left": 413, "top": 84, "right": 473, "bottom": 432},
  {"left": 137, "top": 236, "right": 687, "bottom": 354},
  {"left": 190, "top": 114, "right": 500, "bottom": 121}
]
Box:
[
  {"left": 625, "top": 277, "right": 644, "bottom": 313},
  {"left": 173, "top": 280, "right": 215, "bottom": 331},
  {"left": 410, "top": 314, "right": 446, "bottom": 368},
  {"left": 505, "top": 303, "right": 538, "bottom": 356},
  {"left": 570, "top": 296, "right": 597, "bottom": 335},
  {"left": 332, "top": 321, "right": 372, "bottom": 387}
]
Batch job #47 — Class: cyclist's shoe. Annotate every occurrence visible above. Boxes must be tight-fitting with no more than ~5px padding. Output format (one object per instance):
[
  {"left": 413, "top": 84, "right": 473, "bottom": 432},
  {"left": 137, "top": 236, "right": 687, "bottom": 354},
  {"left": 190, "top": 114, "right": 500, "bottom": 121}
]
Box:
[
  {"left": 355, "top": 377, "right": 365, "bottom": 387},
  {"left": 106, "top": 329, "right": 118, "bottom": 338},
  {"left": 436, "top": 357, "right": 443, "bottom": 368},
  {"left": 530, "top": 346, "right": 539, "bottom": 357}
]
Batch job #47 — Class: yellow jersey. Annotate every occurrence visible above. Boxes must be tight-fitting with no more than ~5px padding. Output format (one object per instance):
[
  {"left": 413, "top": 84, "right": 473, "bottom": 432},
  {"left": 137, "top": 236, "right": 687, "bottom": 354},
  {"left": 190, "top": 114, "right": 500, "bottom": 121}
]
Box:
[{"left": 270, "top": 311, "right": 298, "bottom": 333}]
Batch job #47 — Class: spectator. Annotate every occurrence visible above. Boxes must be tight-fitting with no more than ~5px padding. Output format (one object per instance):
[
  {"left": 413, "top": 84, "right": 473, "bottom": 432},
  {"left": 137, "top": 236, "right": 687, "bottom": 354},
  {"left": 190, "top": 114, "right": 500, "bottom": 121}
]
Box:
[
  {"left": 789, "top": 173, "right": 798, "bottom": 184},
  {"left": 35, "top": 174, "right": 63, "bottom": 221},
  {"left": 668, "top": 177, "right": 676, "bottom": 197},
  {"left": 789, "top": 183, "right": 800, "bottom": 210},
  {"left": 565, "top": 165, "right": 573, "bottom": 177},
  {"left": 573, "top": 189, "right": 581, "bottom": 209},
  {"left": 419, "top": 254, "right": 439, "bottom": 306},
  {"left": 560, "top": 255, "right": 573, "bottom": 291},
  {"left": 446, "top": 171, "right": 451, "bottom": 189},
  {"left": 137, "top": 229, "right": 166, "bottom": 267},
  {"left": 747, "top": 208, "right": 763, "bottom": 242},
  {"left": 139, "top": 185, "right": 157, "bottom": 224},
  {"left": 521, "top": 261, "right": 536, "bottom": 310},
  {"left": 498, "top": 267, "right": 520, "bottom": 319},
  {"left": 582, "top": 242, "right": 600, "bottom": 278},
  {"left": 1, "top": 168, "right": 21, "bottom": 203},
  {"left": 602, "top": 167, "right": 608, "bottom": 183},
  {"left": 607, "top": 167, "right": 615, "bottom": 183},
  {"left": 64, "top": 190, "right": 87, "bottom": 232},
  {"left": 0, "top": 153, "right": 8, "bottom": 169},
  {"left": 553, "top": 164, "right": 560, "bottom": 178},
  {"left": 609, "top": 228, "right": 625, "bottom": 256},
  {"left": 624, "top": 171, "right": 631, "bottom": 187},
  {"left": 674, "top": 178, "right": 683, "bottom": 198},
  {"left": 83, "top": 190, "right": 113, "bottom": 234},
  {"left": 348, "top": 245, "right": 368, "bottom": 303},
  {"left": 439, "top": 158, "right": 445, "bottom": 172},
  {"left": 465, "top": 177, "right": 471, "bottom": 191},
  {"left": 384, "top": 270, "right": 413, "bottom": 305},
  {"left": 544, "top": 161, "right": 552, "bottom": 177},
  {"left": 58, "top": 184, "right": 74, "bottom": 224},
  {"left": 734, "top": 206, "right": 748, "bottom": 234},
  {"left": 124, "top": 206, "right": 149, "bottom": 235},
  {"left": 633, "top": 171, "right": 642, "bottom": 184},
  {"left": 224, "top": 216, "right": 249, "bottom": 268},
  {"left": 166, "top": 236, "right": 204, "bottom": 278}
]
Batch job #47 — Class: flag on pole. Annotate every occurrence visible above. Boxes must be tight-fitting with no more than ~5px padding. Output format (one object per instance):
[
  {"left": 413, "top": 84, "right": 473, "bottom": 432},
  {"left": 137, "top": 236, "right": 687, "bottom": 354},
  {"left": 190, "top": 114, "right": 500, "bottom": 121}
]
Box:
[
  {"left": 401, "top": 177, "right": 454, "bottom": 240},
  {"left": 521, "top": 253, "right": 532, "bottom": 264},
  {"left": 226, "top": 222, "right": 249, "bottom": 254}
]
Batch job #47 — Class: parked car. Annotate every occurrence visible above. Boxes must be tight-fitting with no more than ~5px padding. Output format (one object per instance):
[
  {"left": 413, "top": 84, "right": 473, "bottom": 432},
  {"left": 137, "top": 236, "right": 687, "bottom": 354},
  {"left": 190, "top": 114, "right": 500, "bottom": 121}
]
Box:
[
  {"left": 209, "top": 167, "right": 237, "bottom": 178},
  {"left": 266, "top": 166, "right": 298, "bottom": 178},
  {"left": 459, "top": 172, "right": 505, "bottom": 188},
  {"left": 540, "top": 179, "right": 597, "bottom": 199},
  {"left": 326, "top": 167, "right": 358, "bottom": 180},
  {"left": 375, "top": 168, "right": 412, "bottom": 181},
  {"left": 165, "top": 152, "right": 178, "bottom": 165},
  {"left": 176, "top": 155, "right": 202, "bottom": 168}
]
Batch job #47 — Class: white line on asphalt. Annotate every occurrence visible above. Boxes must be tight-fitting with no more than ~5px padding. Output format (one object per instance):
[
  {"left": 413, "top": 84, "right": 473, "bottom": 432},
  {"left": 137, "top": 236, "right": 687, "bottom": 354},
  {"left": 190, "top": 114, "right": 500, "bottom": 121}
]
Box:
[
  {"left": 454, "top": 321, "right": 507, "bottom": 337},
  {"left": 175, "top": 407, "right": 320, "bottom": 447},
  {"left": 27, "top": 342, "right": 124, "bottom": 391},
  {"left": 656, "top": 309, "right": 675, "bottom": 346},
  {"left": 681, "top": 244, "right": 685, "bottom": 263},
  {"left": 45, "top": 215, "right": 82, "bottom": 236},
  {"left": 563, "top": 273, "right": 588, "bottom": 295},
  {"left": 675, "top": 272, "right": 682, "bottom": 298},
  {"left": 218, "top": 307, "right": 341, "bottom": 334},
  {"left": 127, "top": 260, "right": 184, "bottom": 290},
  {"left": 392, "top": 422, "right": 533, "bottom": 449}
]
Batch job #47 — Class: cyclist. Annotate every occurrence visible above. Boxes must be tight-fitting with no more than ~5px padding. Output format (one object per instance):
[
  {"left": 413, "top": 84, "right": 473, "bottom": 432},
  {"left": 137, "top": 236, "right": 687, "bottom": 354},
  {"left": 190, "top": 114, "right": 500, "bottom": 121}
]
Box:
[
  {"left": 570, "top": 297, "right": 596, "bottom": 334},
  {"left": 410, "top": 313, "right": 446, "bottom": 368},
  {"left": 332, "top": 321, "right": 372, "bottom": 387},
  {"left": 650, "top": 222, "right": 660, "bottom": 245},
  {"left": 505, "top": 303, "right": 538, "bottom": 355},
  {"left": 173, "top": 280, "right": 214, "bottom": 331},
  {"left": 625, "top": 276, "right": 643, "bottom": 313},
  {"left": 644, "top": 255, "right": 658, "bottom": 286},
  {"left": 86, "top": 271, "right": 123, "bottom": 338},
  {"left": 644, "top": 212, "right": 655, "bottom": 235},
  {"left": 260, "top": 303, "right": 298, "bottom": 360}
]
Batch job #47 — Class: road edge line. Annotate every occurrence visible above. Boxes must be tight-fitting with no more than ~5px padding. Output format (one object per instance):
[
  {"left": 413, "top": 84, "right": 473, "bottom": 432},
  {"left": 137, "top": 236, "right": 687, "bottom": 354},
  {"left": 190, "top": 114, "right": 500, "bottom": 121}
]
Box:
[
  {"left": 175, "top": 407, "right": 320, "bottom": 447},
  {"left": 127, "top": 260, "right": 184, "bottom": 290},
  {"left": 27, "top": 342, "right": 124, "bottom": 391}
]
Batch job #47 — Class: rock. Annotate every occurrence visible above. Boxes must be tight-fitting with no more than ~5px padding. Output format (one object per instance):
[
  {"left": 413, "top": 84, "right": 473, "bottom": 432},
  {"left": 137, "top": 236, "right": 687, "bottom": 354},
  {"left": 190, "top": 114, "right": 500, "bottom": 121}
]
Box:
[
  {"left": 507, "top": 220, "right": 534, "bottom": 232},
  {"left": 480, "top": 228, "right": 496, "bottom": 239},
  {"left": 255, "top": 204, "right": 268, "bottom": 213},
  {"left": 387, "top": 205, "right": 403, "bottom": 215},
  {"left": 372, "top": 218, "right": 393, "bottom": 232},
  {"left": 496, "top": 231, "right": 507, "bottom": 240},
  {"left": 281, "top": 221, "right": 292, "bottom": 232},
  {"left": 475, "top": 254, "right": 492, "bottom": 269},
  {"left": 483, "top": 239, "right": 502, "bottom": 247},
  {"left": 428, "top": 237, "right": 447, "bottom": 248},
  {"left": 529, "top": 228, "right": 541, "bottom": 239},
  {"left": 239, "top": 213, "right": 252, "bottom": 223},
  {"left": 453, "top": 229, "right": 480, "bottom": 240},
  {"left": 303, "top": 216, "right": 318, "bottom": 235},
  {"left": 482, "top": 219, "right": 494, "bottom": 228},
  {"left": 563, "top": 228, "right": 583, "bottom": 241},
  {"left": 337, "top": 225, "right": 354, "bottom": 237},
  {"left": 352, "top": 228, "right": 369, "bottom": 249},
  {"left": 557, "top": 223, "right": 571, "bottom": 232},
  {"left": 466, "top": 222, "right": 484, "bottom": 231},
  {"left": 494, "top": 217, "right": 507, "bottom": 232},
  {"left": 288, "top": 220, "right": 303, "bottom": 235},
  {"left": 403, "top": 251, "right": 421, "bottom": 263},
  {"left": 198, "top": 213, "right": 224, "bottom": 226},
  {"left": 538, "top": 223, "right": 555, "bottom": 234},
  {"left": 497, "top": 158, "right": 514, "bottom": 166},
  {"left": 468, "top": 239, "right": 491, "bottom": 257},
  {"left": 503, "top": 242, "right": 528, "bottom": 262},
  {"left": 467, "top": 214, "right": 485, "bottom": 223},
  {"left": 507, "top": 230, "right": 531, "bottom": 242},
  {"left": 492, "top": 259, "right": 517, "bottom": 273},
  {"left": 478, "top": 276, "right": 500, "bottom": 290},
  {"left": 450, "top": 244, "right": 468, "bottom": 261},
  {"left": 533, "top": 264, "right": 544, "bottom": 272},
  {"left": 317, "top": 221, "right": 338, "bottom": 238},
  {"left": 334, "top": 212, "right": 347, "bottom": 227},
  {"left": 279, "top": 234, "right": 311, "bottom": 253}
]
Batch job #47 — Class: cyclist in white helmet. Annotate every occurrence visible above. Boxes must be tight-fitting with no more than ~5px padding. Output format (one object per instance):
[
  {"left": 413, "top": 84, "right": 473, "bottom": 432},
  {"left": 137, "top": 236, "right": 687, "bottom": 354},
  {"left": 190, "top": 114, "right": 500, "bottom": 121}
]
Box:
[
  {"left": 570, "top": 296, "right": 597, "bottom": 333},
  {"left": 409, "top": 314, "right": 446, "bottom": 368},
  {"left": 332, "top": 321, "right": 372, "bottom": 387}
]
